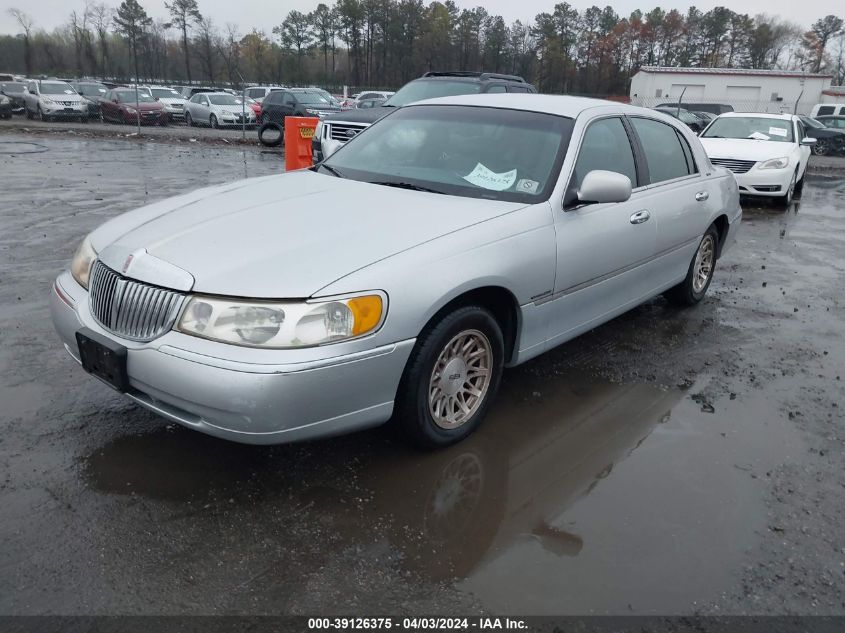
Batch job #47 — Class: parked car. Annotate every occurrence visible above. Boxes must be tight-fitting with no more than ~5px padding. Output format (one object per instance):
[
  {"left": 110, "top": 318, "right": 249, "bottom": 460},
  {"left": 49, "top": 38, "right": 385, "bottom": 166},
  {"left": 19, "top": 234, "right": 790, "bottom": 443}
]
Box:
[
  {"left": 699, "top": 112, "right": 814, "bottom": 206},
  {"left": 654, "top": 106, "right": 708, "bottom": 133},
  {"left": 23, "top": 80, "right": 87, "bottom": 122},
  {"left": 815, "top": 115, "right": 845, "bottom": 131},
  {"left": 100, "top": 89, "right": 168, "bottom": 125},
  {"left": 0, "top": 81, "right": 26, "bottom": 114},
  {"left": 658, "top": 102, "right": 734, "bottom": 115},
  {"left": 692, "top": 111, "right": 717, "bottom": 122},
  {"left": 179, "top": 86, "right": 216, "bottom": 99},
  {"left": 51, "top": 94, "right": 740, "bottom": 448},
  {"left": 259, "top": 88, "right": 341, "bottom": 125},
  {"left": 70, "top": 81, "right": 109, "bottom": 120},
  {"left": 141, "top": 85, "right": 188, "bottom": 122},
  {"left": 357, "top": 97, "right": 387, "bottom": 109},
  {"left": 0, "top": 93, "right": 11, "bottom": 119},
  {"left": 242, "top": 95, "right": 261, "bottom": 119},
  {"left": 313, "top": 71, "right": 536, "bottom": 162},
  {"left": 243, "top": 86, "right": 284, "bottom": 104},
  {"left": 810, "top": 103, "right": 845, "bottom": 118},
  {"left": 184, "top": 92, "right": 256, "bottom": 128},
  {"left": 798, "top": 115, "right": 845, "bottom": 156}
]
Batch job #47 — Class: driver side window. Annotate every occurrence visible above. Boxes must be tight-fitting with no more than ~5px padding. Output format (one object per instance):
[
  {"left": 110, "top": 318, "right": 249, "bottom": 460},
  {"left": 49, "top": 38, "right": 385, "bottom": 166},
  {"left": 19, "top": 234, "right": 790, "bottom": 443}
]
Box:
[{"left": 569, "top": 117, "right": 638, "bottom": 195}]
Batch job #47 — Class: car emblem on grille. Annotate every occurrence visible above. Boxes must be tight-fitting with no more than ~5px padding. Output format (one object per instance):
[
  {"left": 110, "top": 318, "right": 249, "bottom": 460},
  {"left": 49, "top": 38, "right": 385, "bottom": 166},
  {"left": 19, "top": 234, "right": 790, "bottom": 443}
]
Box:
[
  {"left": 345, "top": 129, "right": 359, "bottom": 138},
  {"left": 122, "top": 253, "right": 134, "bottom": 274}
]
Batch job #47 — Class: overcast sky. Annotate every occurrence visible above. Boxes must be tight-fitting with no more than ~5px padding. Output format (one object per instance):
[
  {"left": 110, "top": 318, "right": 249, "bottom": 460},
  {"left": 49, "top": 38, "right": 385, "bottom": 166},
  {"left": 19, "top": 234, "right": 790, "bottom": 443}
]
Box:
[{"left": 0, "top": 0, "right": 831, "bottom": 39}]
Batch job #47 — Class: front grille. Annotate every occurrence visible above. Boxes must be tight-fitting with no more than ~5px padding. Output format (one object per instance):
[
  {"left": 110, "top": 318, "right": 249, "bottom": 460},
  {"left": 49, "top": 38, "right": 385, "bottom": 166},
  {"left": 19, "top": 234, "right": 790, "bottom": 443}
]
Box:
[
  {"left": 58, "top": 101, "right": 76, "bottom": 106},
  {"left": 329, "top": 122, "right": 368, "bottom": 142},
  {"left": 89, "top": 261, "right": 185, "bottom": 342},
  {"left": 710, "top": 158, "right": 756, "bottom": 174}
]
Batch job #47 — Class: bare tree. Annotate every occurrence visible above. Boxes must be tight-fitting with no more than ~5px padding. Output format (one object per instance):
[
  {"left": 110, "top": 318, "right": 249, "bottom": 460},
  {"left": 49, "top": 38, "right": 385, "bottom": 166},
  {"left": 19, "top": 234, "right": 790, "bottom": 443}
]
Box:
[
  {"left": 90, "top": 2, "right": 111, "bottom": 78},
  {"left": 165, "top": 0, "right": 202, "bottom": 83},
  {"left": 8, "top": 9, "right": 35, "bottom": 76},
  {"left": 195, "top": 16, "right": 217, "bottom": 82}
]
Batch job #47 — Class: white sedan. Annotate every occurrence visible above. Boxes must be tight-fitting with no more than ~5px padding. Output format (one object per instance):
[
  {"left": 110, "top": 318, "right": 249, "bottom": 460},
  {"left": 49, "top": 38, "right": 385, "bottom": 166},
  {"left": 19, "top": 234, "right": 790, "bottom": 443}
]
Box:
[
  {"left": 699, "top": 112, "right": 815, "bottom": 206},
  {"left": 184, "top": 92, "right": 256, "bottom": 128}
]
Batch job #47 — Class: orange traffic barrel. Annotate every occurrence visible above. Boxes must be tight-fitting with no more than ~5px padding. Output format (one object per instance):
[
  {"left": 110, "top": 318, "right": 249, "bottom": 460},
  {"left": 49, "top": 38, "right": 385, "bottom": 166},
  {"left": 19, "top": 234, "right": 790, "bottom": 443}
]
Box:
[{"left": 284, "top": 117, "right": 319, "bottom": 171}]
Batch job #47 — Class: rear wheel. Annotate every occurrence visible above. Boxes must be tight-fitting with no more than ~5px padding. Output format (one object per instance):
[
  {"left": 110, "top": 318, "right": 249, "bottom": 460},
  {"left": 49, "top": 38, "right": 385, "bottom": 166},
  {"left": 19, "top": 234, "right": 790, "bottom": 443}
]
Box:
[
  {"left": 394, "top": 306, "right": 504, "bottom": 449},
  {"left": 185, "top": 111, "right": 194, "bottom": 127},
  {"left": 664, "top": 225, "right": 719, "bottom": 307}
]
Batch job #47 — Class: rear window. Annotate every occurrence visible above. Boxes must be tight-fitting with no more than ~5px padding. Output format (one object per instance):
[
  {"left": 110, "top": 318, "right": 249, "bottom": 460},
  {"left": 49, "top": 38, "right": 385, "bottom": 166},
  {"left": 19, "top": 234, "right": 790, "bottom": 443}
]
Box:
[{"left": 816, "top": 106, "right": 835, "bottom": 116}]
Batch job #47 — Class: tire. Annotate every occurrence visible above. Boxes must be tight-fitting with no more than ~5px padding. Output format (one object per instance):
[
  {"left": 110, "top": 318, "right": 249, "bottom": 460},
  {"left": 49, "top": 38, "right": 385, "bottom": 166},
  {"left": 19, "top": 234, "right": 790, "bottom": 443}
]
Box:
[
  {"left": 664, "top": 225, "right": 719, "bottom": 307},
  {"left": 185, "top": 111, "right": 194, "bottom": 127},
  {"left": 811, "top": 139, "right": 830, "bottom": 156},
  {"left": 210, "top": 114, "right": 218, "bottom": 129},
  {"left": 776, "top": 170, "right": 797, "bottom": 208},
  {"left": 26, "top": 107, "right": 33, "bottom": 120},
  {"left": 394, "top": 305, "right": 505, "bottom": 449},
  {"left": 257, "top": 121, "right": 284, "bottom": 147},
  {"left": 38, "top": 106, "right": 48, "bottom": 122}
]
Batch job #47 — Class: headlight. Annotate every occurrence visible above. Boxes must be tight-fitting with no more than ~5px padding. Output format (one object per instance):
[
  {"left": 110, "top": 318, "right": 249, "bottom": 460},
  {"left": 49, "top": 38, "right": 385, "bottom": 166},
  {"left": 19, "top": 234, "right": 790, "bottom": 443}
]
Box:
[
  {"left": 176, "top": 293, "right": 386, "bottom": 348},
  {"left": 41, "top": 97, "right": 54, "bottom": 104},
  {"left": 0, "top": 96, "right": 8, "bottom": 105},
  {"left": 125, "top": 107, "right": 136, "bottom": 114},
  {"left": 70, "top": 235, "right": 97, "bottom": 289},
  {"left": 759, "top": 157, "right": 789, "bottom": 169}
]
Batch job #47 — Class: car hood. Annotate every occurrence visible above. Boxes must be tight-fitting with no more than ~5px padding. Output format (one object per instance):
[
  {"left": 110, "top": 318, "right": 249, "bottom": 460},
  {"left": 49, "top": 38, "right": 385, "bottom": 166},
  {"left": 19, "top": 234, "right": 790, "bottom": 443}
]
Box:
[
  {"left": 158, "top": 97, "right": 186, "bottom": 105},
  {"left": 212, "top": 105, "right": 251, "bottom": 115},
  {"left": 323, "top": 106, "right": 393, "bottom": 124},
  {"left": 92, "top": 170, "right": 526, "bottom": 298},
  {"left": 699, "top": 137, "right": 795, "bottom": 161}
]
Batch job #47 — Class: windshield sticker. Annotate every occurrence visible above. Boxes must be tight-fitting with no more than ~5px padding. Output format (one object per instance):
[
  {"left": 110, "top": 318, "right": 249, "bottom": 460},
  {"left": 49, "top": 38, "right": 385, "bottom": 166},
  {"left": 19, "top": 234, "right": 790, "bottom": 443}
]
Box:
[
  {"left": 516, "top": 179, "right": 539, "bottom": 194},
  {"left": 768, "top": 126, "right": 787, "bottom": 137},
  {"left": 748, "top": 131, "right": 770, "bottom": 140},
  {"left": 462, "top": 163, "right": 517, "bottom": 191}
]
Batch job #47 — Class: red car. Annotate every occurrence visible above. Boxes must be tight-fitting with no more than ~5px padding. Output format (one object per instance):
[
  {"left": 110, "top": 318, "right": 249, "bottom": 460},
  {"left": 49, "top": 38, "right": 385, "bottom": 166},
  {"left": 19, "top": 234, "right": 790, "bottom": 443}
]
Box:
[{"left": 100, "top": 88, "right": 168, "bottom": 125}]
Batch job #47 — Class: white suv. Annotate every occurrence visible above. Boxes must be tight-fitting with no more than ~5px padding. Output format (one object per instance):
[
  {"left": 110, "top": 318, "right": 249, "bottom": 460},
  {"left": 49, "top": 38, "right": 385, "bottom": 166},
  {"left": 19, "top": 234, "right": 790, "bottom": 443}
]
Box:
[
  {"left": 243, "top": 86, "right": 284, "bottom": 104},
  {"left": 24, "top": 80, "right": 87, "bottom": 122},
  {"left": 141, "top": 85, "right": 188, "bottom": 121}
]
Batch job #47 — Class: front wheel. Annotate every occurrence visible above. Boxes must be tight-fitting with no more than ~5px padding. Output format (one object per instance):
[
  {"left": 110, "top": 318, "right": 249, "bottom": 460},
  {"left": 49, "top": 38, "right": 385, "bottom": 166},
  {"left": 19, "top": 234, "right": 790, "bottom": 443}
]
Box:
[
  {"left": 210, "top": 114, "right": 218, "bottom": 129},
  {"left": 777, "top": 170, "right": 797, "bottom": 208},
  {"left": 664, "top": 225, "right": 719, "bottom": 307},
  {"left": 394, "top": 306, "right": 504, "bottom": 449}
]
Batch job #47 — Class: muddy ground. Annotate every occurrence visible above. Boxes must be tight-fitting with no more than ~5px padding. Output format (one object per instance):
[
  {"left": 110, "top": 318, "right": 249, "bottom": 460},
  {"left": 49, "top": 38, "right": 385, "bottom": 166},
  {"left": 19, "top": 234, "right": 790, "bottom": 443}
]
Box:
[{"left": 0, "top": 133, "right": 843, "bottom": 617}]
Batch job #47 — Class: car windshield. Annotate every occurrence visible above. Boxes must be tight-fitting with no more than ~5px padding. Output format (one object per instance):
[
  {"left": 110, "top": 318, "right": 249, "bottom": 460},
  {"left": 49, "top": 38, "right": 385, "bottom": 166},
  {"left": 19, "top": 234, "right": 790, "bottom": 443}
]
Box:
[
  {"left": 40, "top": 83, "right": 76, "bottom": 95},
  {"left": 658, "top": 108, "right": 700, "bottom": 124},
  {"left": 800, "top": 117, "right": 825, "bottom": 130},
  {"left": 115, "top": 91, "right": 156, "bottom": 103},
  {"left": 78, "top": 83, "right": 107, "bottom": 94},
  {"left": 294, "top": 92, "right": 331, "bottom": 105},
  {"left": 702, "top": 117, "right": 794, "bottom": 142},
  {"left": 208, "top": 94, "right": 240, "bottom": 105},
  {"left": 321, "top": 104, "right": 573, "bottom": 203},
  {"left": 385, "top": 80, "right": 482, "bottom": 107},
  {"left": 151, "top": 88, "right": 181, "bottom": 98},
  {"left": 1, "top": 82, "right": 26, "bottom": 93}
]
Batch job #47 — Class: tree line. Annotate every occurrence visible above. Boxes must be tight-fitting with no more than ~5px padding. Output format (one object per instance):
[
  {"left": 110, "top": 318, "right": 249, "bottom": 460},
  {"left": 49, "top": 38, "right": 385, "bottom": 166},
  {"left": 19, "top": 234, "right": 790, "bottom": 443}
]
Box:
[{"left": 3, "top": 2, "right": 844, "bottom": 95}]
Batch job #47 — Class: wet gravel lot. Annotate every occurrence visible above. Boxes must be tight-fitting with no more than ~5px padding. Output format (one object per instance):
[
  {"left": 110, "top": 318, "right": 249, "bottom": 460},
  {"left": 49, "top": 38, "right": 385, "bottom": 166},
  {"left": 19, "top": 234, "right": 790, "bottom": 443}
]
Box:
[{"left": 0, "top": 133, "right": 843, "bottom": 616}]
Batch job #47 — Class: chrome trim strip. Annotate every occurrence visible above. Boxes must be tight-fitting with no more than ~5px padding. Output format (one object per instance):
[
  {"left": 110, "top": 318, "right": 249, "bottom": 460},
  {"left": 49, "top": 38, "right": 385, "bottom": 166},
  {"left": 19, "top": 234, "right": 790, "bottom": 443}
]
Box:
[
  {"left": 156, "top": 339, "right": 414, "bottom": 375},
  {"left": 535, "top": 237, "right": 699, "bottom": 306}
]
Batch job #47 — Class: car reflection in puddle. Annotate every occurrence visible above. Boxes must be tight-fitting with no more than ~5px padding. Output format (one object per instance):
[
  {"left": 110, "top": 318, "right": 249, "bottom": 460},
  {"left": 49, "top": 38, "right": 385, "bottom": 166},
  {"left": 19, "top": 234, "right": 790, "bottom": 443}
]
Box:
[{"left": 82, "top": 367, "right": 801, "bottom": 613}]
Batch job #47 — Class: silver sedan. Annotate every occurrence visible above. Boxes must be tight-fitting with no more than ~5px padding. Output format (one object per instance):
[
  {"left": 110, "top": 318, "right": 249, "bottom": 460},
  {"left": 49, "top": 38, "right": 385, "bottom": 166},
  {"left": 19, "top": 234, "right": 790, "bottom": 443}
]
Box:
[{"left": 51, "top": 94, "right": 741, "bottom": 448}]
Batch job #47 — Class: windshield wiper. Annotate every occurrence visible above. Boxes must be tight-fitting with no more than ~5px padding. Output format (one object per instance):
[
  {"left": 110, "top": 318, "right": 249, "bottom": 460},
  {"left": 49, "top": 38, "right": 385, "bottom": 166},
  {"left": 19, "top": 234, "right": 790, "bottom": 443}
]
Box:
[
  {"left": 318, "top": 163, "right": 345, "bottom": 178},
  {"left": 369, "top": 181, "right": 445, "bottom": 194}
]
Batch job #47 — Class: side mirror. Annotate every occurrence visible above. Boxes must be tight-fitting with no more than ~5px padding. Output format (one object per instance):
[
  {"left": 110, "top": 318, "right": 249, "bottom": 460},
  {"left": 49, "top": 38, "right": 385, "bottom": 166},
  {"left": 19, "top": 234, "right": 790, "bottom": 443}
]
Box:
[
  {"left": 800, "top": 137, "right": 817, "bottom": 146},
  {"left": 575, "top": 170, "right": 632, "bottom": 205}
]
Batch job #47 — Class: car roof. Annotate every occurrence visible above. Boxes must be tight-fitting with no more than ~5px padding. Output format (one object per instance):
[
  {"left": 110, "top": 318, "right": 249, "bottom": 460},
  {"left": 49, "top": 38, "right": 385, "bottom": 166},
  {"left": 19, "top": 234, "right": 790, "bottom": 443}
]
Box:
[
  {"left": 406, "top": 93, "right": 647, "bottom": 118},
  {"left": 716, "top": 111, "right": 794, "bottom": 120}
]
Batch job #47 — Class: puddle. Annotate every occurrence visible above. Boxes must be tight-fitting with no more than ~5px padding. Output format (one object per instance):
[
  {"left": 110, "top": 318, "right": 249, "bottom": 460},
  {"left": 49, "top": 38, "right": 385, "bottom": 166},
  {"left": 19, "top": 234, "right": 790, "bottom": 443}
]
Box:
[{"left": 80, "top": 369, "right": 803, "bottom": 613}]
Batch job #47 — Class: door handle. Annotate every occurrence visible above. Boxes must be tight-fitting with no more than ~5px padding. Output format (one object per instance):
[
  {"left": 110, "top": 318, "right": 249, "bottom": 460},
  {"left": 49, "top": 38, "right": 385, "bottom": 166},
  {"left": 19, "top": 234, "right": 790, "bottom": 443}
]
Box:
[
  {"left": 630, "top": 210, "right": 650, "bottom": 224},
  {"left": 695, "top": 191, "right": 710, "bottom": 201}
]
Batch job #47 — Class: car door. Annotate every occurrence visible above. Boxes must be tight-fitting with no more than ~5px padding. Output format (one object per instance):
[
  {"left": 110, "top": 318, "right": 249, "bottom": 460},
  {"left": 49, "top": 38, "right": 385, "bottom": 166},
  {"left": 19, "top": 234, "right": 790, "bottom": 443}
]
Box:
[
  {"left": 101, "top": 90, "right": 117, "bottom": 120},
  {"left": 626, "top": 115, "right": 712, "bottom": 291},
  {"left": 544, "top": 115, "right": 658, "bottom": 347},
  {"left": 795, "top": 119, "right": 810, "bottom": 178},
  {"left": 281, "top": 92, "right": 298, "bottom": 118},
  {"left": 194, "top": 95, "right": 210, "bottom": 122}
]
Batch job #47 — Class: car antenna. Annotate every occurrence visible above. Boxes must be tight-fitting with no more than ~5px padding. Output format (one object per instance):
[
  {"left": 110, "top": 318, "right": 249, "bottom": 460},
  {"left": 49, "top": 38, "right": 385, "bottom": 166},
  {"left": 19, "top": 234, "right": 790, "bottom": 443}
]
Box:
[{"left": 677, "top": 86, "right": 686, "bottom": 119}]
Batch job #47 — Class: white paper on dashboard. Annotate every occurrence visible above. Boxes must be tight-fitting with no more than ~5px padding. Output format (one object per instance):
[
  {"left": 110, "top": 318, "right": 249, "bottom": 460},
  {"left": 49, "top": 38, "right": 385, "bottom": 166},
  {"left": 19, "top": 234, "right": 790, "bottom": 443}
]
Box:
[
  {"left": 768, "top": 127, "right": 787, "bottom": 137},
  {"left": 748, "top": 131, "right": 770, "bottom": 140},
  {"left": 462, "top": 163, "right": 517, "bottom": 191}
]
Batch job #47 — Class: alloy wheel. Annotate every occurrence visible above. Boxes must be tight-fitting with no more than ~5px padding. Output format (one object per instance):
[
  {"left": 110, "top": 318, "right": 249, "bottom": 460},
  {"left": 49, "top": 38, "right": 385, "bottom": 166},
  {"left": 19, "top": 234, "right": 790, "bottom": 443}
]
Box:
[
  {"left": 692, "top": 234, "right": 715, "bottom": 294},
  {"left": 811, "top": 140, "right": 829, "bottom": 156},
  {"left": 428, "top": 329, "right": 493, "bottom": 430}
]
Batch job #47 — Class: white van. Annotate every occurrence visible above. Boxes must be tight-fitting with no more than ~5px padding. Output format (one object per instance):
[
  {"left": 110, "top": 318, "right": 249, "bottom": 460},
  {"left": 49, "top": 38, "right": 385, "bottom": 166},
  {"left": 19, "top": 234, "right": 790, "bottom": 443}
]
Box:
[{"left": 811, "top": 103, "right": 845, "bottom": 117}]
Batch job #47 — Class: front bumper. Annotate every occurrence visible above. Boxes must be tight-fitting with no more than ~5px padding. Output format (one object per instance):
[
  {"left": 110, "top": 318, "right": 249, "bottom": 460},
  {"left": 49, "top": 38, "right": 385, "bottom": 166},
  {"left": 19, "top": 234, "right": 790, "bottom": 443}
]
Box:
[
  {"left": 734, "top": 166, "right": 792, "bottom": 197},
  {"left": 42, "top": 105, "right": 86, "bottom": 118},
  {"left": 50, "top": 271, "right": 414, "bottom": 444}
]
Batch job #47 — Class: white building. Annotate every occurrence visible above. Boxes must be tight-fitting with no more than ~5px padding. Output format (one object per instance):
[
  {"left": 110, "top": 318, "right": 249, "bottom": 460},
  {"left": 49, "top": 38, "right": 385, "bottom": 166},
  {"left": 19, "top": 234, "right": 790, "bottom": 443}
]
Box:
[
  {"left": 629, "top": 66, "right": 833, "bottom": 114},
  {"left": 820, "top": 86, "right": 845, "bottom": 105}
]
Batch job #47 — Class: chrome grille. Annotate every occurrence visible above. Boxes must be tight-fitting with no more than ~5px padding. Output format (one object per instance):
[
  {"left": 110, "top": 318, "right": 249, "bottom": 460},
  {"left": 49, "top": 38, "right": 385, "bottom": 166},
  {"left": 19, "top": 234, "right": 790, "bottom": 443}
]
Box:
[
  {"left": 710, "top": 158, "right": 756, "bottom": 174},
  {"left": 328, "top": 122, "right": 368, "bottom": 142},
  {"left": 88, "top": 261, "right": 186, "bottom": 342}
]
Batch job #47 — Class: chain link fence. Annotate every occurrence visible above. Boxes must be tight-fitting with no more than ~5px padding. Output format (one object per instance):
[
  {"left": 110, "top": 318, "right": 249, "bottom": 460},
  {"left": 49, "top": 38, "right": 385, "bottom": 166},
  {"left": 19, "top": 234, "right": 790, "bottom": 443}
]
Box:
[{"left": 631, "top": 96, "right": 819, "bottom": 116}]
